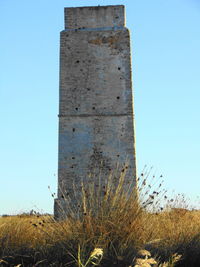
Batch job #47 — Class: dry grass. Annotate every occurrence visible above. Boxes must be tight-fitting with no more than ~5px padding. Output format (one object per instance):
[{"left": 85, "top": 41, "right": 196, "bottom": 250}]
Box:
[{"left": 0, "top": 167, "right": 199, "bottom": 266}]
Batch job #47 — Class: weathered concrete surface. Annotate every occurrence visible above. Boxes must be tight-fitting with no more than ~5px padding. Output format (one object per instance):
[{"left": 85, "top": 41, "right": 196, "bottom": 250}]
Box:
[
  {"left": 64, "top": 5, "right": 125, "bottom": 29},
  {"left": 54, "top": 5, "right": 137, "bottom": 219}
]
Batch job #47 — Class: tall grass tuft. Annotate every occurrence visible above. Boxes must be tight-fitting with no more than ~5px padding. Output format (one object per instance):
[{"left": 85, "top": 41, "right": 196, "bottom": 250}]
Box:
[{"left": 0, "top": 167, "right": 199, "bottom": 266}]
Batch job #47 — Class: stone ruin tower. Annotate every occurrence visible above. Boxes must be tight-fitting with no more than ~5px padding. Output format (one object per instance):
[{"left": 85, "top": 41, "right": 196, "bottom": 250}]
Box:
[{"left": 54, "top": 5, "right": 137, "bottom": 219}]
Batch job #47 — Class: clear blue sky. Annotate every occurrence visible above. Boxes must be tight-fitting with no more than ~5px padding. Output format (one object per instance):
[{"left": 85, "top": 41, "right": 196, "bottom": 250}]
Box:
[{"left": 0, "top": 0, "right": 199, "bottom": 215}]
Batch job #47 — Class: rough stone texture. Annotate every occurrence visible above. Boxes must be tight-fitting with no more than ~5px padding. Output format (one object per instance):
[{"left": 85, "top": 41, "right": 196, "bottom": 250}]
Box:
[
  {"left": 64, "top": 5, "right": 125, "bottom": 29},
  {"left": 54, "top": 5, "right": 137, "bottom": 219}
]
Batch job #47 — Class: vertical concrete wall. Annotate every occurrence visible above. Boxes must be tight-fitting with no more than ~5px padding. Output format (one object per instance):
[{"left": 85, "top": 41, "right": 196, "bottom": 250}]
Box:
[{"left": 54, "top": 5, "right": 137, "bottom": 219}]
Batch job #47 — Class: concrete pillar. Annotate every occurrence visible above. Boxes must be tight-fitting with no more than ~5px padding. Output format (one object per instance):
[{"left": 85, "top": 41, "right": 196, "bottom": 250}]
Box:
[{"left": 54, "top": 5, "right": 137, "bottom": 219}]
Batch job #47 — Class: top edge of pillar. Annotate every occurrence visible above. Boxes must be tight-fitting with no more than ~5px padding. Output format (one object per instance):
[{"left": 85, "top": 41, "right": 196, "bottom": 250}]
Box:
[{"left": 64, "top": 5, "right": 125, "bottom": 29}]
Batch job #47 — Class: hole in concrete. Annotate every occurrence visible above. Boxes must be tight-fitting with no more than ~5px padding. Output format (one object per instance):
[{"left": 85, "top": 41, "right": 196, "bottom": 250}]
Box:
[
  {"left": 72, "top": 157, "right": 75, "bottom": 160},
  {"left": 87, "top": 88, "right": 90, "bottom": 91},
  {"left": 118, "top": 67, "right": 121, "bottom": 70},
  {"left": 75, "top": 107, "right": 78, "bottom": 111},
  {"left": 76, "top": 60, "right": 80, "bottom": 63},
  {"left": 92, "top": 107, "right": 96, "bottom": 110},
  {"left": 117, "top": 96, "right": 120, "bottom": 100},
  {"left": 117, "top": 155, "right": 120, "bottom": 157},
  {"left": 71, "top": 166, "right": 74, "bottom": 169},
  {"left": 120, "top": 77, "right": 122, "bottom": 80},
  {"left": 72, "top": 128, "right": 75, "bottom": 132}
]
